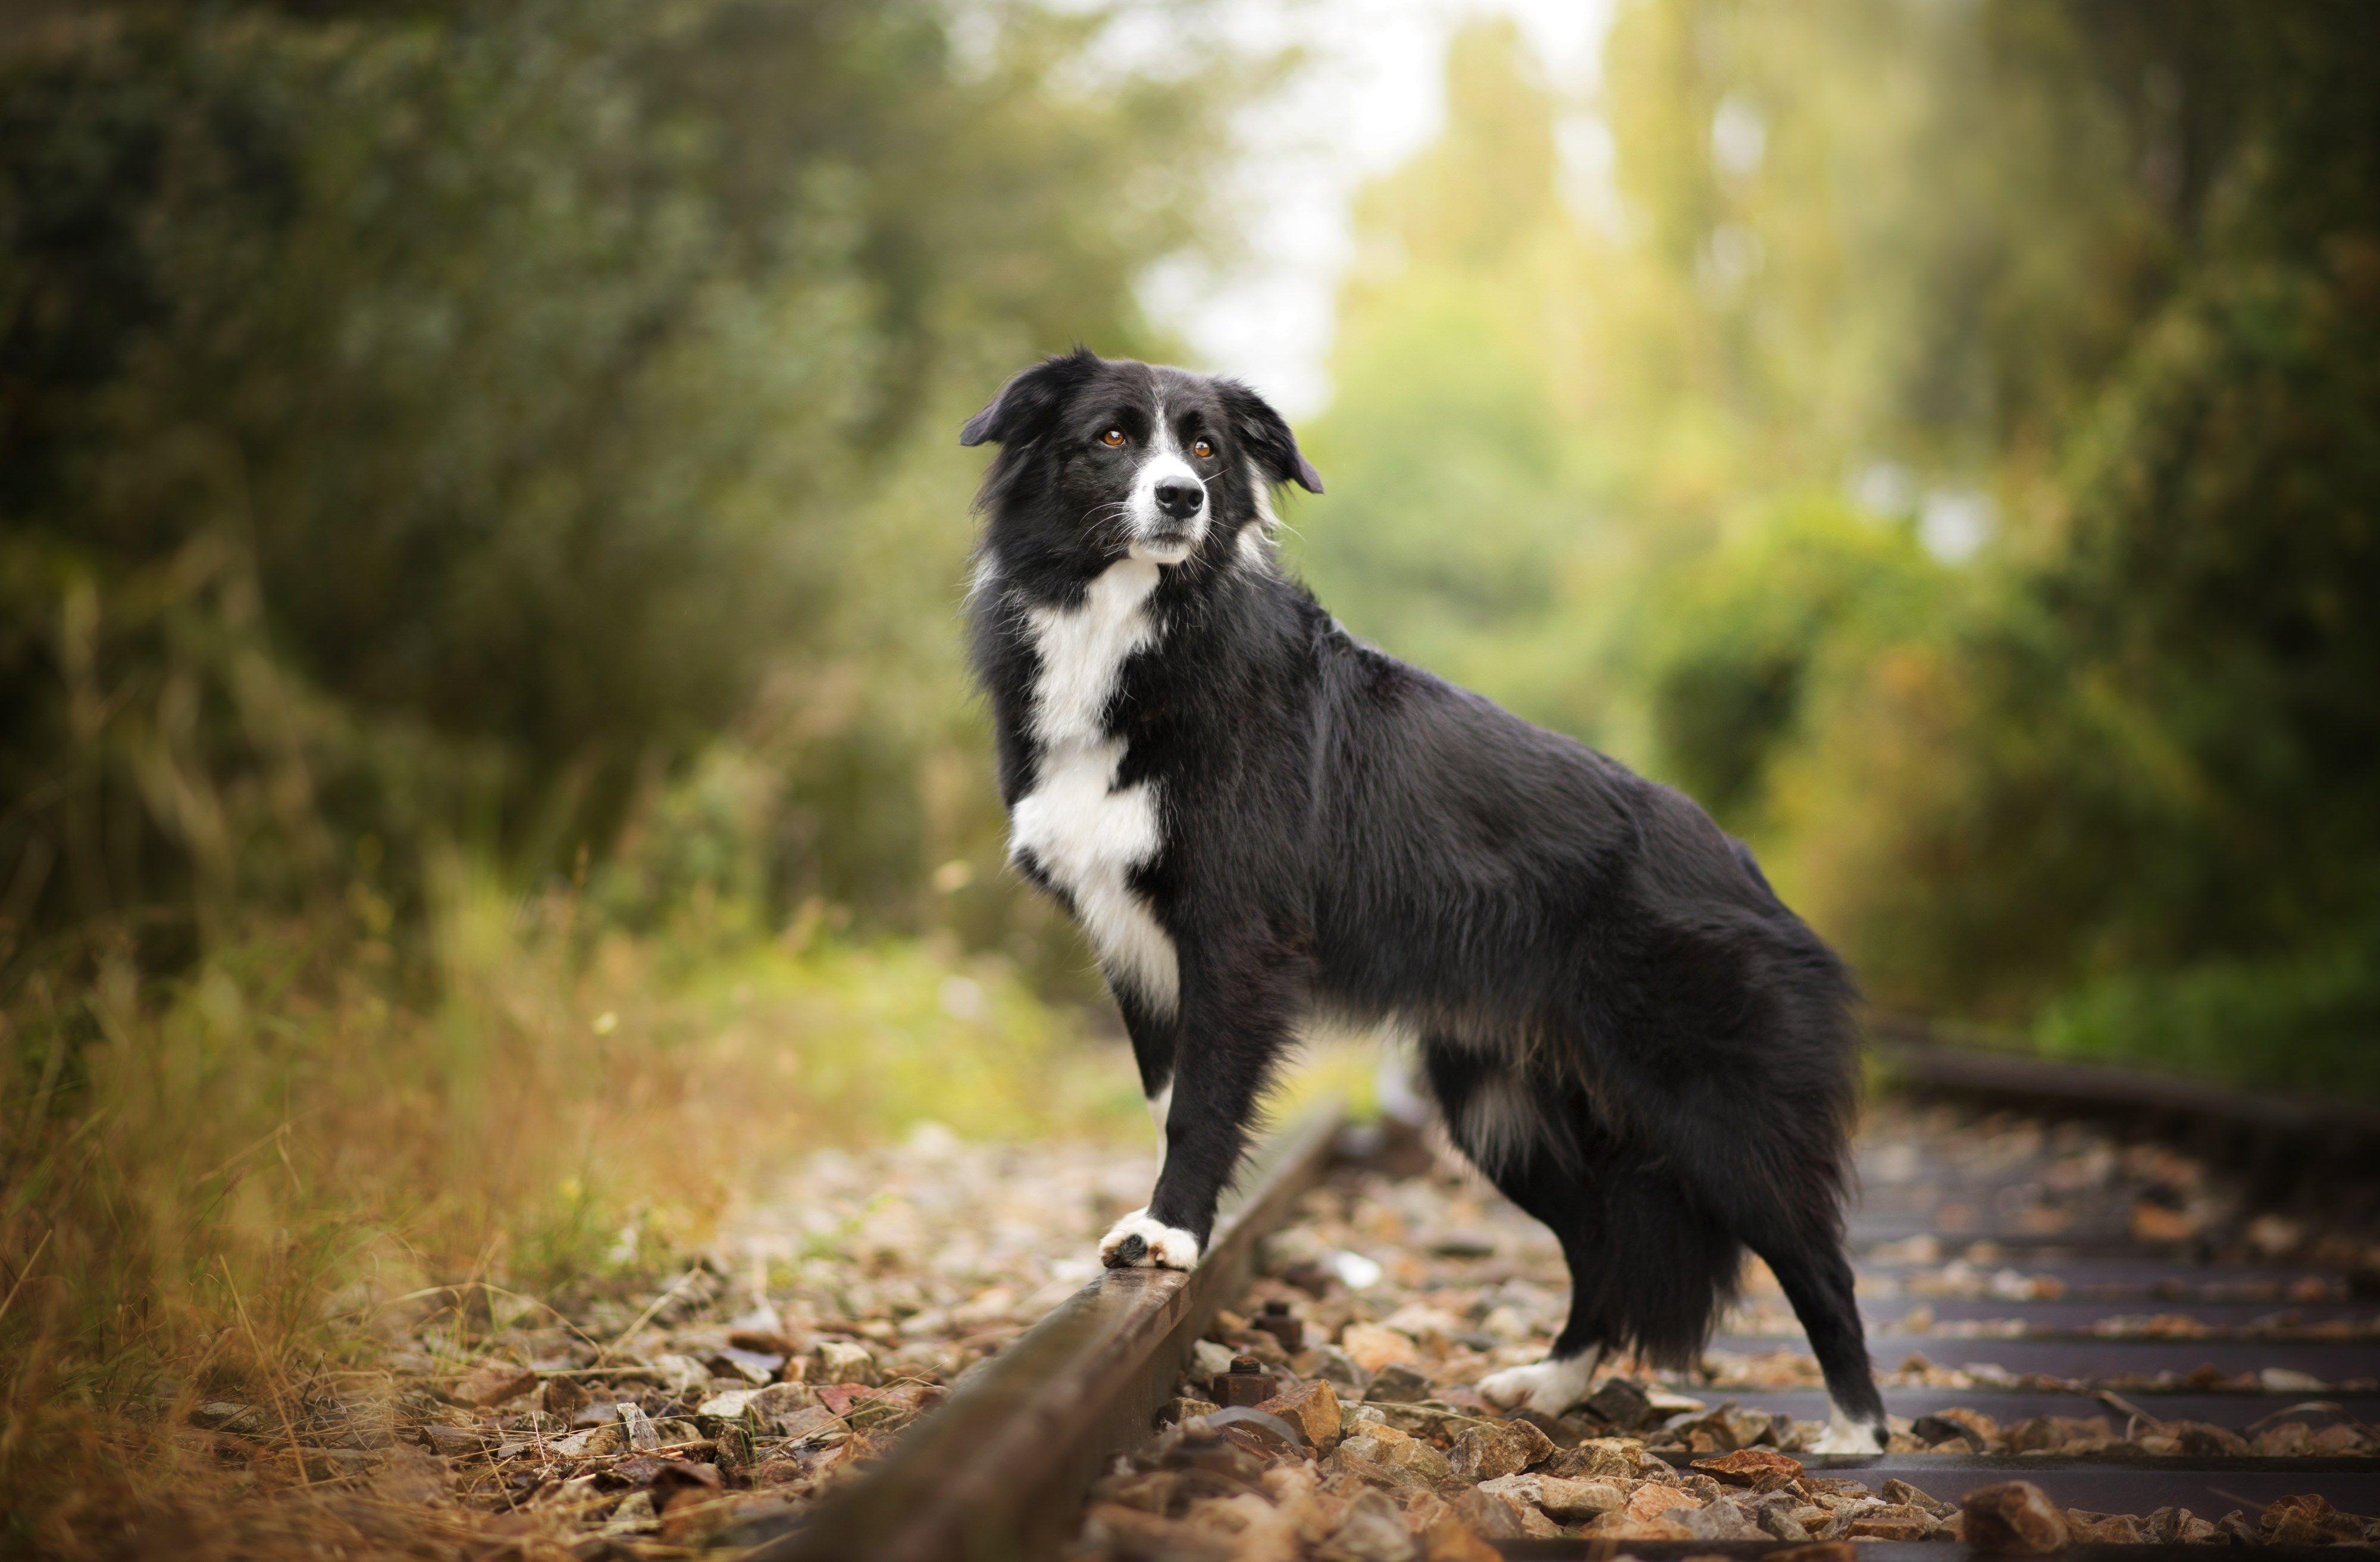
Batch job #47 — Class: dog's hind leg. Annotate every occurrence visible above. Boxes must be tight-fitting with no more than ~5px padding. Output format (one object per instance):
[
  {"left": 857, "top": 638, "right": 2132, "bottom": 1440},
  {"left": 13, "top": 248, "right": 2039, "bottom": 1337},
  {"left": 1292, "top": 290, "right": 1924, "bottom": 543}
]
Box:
[
  {"left": 1475, "top": 1228, "right": 1606, "bottom": 1417},
  {"left": 1430, "top": 1039, "right": 1768, "bottom": 1415},
  {"left": 1421, "top": 1045, "right": 1613, "bottom": 1416},
  {"left": 1479, "top": 1155, "right": 1746, "bottom": 1413},
  {"left": 1646, "top": 1067, "right": 1886, "bottom": 1450},
  {"left": 1626, "top": 1113, "right": 1887, "bottom": 1448},
  {"left": 1752, "top": 1234, "right": 1888, "bottom": 1451}
]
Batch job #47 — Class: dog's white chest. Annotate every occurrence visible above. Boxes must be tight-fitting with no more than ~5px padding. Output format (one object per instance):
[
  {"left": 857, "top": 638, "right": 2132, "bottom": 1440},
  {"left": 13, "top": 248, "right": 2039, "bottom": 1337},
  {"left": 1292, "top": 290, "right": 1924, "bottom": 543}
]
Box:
[{"left": 1008, "top": 559, "right": 1180, "bottom": 1014}]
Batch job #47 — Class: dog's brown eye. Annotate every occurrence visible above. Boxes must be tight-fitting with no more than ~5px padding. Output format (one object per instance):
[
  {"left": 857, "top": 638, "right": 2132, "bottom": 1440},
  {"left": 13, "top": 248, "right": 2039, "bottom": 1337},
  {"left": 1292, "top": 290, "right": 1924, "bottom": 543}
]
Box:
[
  {"left": 1191, "top": 438, "right": 1214, "bottom": 459},
  {"left": 1100, "top": 428, "right": 1126, "bottom": 448}
]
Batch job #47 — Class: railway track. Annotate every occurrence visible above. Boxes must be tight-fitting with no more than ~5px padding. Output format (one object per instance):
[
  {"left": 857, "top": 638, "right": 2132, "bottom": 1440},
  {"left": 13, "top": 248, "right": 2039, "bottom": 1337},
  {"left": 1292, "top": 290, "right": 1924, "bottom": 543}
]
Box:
[
  {"left": 745, "top": 1102, "right": 1349, "bottom": 1562},
  {"left": 737, "top": 1054, "right": 2380, "bottom": 1561}
]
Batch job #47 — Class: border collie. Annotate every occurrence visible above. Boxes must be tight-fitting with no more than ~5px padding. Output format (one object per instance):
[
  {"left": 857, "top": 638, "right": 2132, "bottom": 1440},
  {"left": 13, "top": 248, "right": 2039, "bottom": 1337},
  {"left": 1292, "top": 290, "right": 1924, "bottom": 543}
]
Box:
[{"left": 961, "top": 349, "right": 1888, "bottom": 1451}]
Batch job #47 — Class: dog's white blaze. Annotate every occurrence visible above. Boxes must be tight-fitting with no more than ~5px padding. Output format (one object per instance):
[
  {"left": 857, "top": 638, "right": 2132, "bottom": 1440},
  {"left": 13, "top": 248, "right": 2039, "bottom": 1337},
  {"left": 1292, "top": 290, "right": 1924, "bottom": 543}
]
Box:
[
  {"left": 1023, "top": 557, "right": 1158, "bottom": 746},
  {"left": 1009, "top": 557, "right": 1179, "bottom": 1014},
  {"left": 1008, "top": 747, "right": 1164, "bottom": 1002},
  {"left": 1126, "top": 391, "right": 1205, "bottom": 560}
]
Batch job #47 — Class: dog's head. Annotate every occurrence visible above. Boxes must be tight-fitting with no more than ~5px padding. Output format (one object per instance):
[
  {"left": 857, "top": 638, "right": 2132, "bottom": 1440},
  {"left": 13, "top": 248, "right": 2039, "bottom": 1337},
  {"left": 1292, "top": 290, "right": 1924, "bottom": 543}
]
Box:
[{"left": 961, "top": 348, "right": 1320, "bottom": 576}]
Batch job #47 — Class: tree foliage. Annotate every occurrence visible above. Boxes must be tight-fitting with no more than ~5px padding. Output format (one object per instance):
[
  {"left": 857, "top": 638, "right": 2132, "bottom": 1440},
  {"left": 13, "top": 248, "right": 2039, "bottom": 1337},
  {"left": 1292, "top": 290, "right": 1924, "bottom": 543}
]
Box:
[
  {"left": 0, "top": 0, "right": 1238, "bottom": 965},
  {"left": 6, "top": 0, "right": 2372, "bottom": 1093},
  {"left": 1292, "top": 2, "right": 2380, "bottom": 1092}
]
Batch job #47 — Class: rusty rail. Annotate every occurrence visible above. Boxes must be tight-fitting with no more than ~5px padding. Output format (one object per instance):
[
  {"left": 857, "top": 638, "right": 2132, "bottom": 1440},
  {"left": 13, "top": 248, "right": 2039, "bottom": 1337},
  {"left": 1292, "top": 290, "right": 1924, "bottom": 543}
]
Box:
[
  {"left": 743, "top": 1100, "right": 1346, "bottom": 1562},
  {"left": 1869, "top": 1019, "right": 2380, "bottom": 1193}
]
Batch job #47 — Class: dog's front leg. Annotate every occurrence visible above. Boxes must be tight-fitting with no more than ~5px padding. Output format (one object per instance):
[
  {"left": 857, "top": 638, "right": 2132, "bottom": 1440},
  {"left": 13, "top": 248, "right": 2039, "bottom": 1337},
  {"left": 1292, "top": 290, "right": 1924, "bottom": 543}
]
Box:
[
  {"left": 1099, "top": 949, "right": 1295, "bottom": 1272},
  {"left": 1116, "top": 993, "right": 1177, "bottom": 1175}
]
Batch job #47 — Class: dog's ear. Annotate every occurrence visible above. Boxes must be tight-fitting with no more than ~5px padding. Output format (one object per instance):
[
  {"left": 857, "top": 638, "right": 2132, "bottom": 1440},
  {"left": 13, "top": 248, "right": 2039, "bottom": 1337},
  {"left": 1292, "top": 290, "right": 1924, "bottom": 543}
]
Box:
[
  {"left": 1219, "top": 379, "right": 1322, "bottom": 493},
  {"left": 960, "top": 347, "right": 1100, "bottom": 447}
]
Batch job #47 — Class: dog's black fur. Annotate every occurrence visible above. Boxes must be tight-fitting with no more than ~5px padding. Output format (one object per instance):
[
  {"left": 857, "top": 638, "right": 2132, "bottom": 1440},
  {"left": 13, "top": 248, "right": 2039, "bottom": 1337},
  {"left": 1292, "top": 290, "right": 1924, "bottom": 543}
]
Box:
[{"left": 962, "top": 348, "right": 1884, "bottom": 1436}]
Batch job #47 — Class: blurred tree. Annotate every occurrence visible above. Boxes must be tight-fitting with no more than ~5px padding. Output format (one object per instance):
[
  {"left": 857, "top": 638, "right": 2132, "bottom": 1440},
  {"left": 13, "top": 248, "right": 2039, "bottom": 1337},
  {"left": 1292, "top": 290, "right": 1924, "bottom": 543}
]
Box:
[
  {"left": 0, "top": 0, "right": 1241, "bottom": 964},
  {"left": 1291, "top": 21, "right": 1623, "bottom": 736},
  {"left": 1764, "top": 2, "right": 2380, "bottom": 1091},
  {"left": 1294, "top": 1, "right": 2380, "bottom": 1090}
]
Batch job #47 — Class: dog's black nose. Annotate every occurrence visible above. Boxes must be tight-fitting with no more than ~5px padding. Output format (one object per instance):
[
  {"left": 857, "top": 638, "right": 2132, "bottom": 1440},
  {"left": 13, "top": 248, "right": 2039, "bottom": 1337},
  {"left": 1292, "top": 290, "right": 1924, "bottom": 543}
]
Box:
[{"left": 1154, "top": 479, "right": 1204, "bottom": 518}]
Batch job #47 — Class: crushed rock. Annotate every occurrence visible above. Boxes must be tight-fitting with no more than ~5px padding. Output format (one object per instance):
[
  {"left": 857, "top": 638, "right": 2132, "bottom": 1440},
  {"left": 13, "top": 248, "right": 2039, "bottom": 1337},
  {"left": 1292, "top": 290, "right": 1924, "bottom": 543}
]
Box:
[{"left": 1062, "top": 1097, "right": 2380, "bottom": 1560}]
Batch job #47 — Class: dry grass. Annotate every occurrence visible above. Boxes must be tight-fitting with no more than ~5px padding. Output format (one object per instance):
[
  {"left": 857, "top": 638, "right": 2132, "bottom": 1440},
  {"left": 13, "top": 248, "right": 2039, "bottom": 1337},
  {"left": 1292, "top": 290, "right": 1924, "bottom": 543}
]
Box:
[{"left": 0, "top": 865, "right": 1130, "bottom": 1557}]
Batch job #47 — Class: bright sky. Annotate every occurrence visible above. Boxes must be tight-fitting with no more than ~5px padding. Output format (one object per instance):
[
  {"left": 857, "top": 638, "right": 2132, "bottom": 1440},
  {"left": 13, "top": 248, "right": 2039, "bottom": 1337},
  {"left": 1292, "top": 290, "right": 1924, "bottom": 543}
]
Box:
[{"left": 1131, "top": 0, "right": 1618, "bottom": 417}]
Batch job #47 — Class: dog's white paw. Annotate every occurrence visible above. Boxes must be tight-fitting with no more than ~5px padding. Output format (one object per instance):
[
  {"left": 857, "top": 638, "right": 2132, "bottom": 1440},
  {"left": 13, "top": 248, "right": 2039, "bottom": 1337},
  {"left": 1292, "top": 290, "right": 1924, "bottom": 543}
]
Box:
[
  {"left": 1099, "top": 1209, "right": 1200, "bottom": 1271},
  {"left": 1808, "top": 1409, "right": 1890, "bottom": 1454},
  {"left": 1476, "top": 1354, "right": 1599, "bottom": 1417}
]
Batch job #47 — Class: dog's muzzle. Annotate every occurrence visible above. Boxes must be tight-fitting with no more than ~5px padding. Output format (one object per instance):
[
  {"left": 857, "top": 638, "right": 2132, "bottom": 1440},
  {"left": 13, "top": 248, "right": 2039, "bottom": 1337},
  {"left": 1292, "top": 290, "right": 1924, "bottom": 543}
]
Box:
[{"left": 1130, "top": 460, "right": 1207, "bottom": 561}]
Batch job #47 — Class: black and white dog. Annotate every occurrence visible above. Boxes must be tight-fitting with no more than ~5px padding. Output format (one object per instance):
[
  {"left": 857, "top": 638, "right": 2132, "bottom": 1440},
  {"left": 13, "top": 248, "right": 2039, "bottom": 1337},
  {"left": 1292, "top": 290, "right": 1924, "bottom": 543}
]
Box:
[{"left": 961, "top": 349, "right": 1888, "bottom": 1451}]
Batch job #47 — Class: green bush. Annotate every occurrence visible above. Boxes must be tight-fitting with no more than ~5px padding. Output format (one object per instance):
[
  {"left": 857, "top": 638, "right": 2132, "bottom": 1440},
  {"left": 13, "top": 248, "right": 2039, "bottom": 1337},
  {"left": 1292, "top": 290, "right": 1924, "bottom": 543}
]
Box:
[
  {"left": 2038, "top": 921, "right": 2380, "bottom": 1099},
  {"left": 0, "top": 0, "right": 1236, "bottom": 962}
]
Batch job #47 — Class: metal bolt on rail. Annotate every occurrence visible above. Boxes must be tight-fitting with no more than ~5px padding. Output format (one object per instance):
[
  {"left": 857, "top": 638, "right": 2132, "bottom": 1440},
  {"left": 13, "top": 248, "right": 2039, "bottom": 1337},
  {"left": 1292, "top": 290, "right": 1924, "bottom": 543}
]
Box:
[
  {"left": 1215, "top": 1356, "right": 1272, "bottom": 1407},
  {"left": 1255, "top": 1298, "right": 1303, "bottom": 1353}
]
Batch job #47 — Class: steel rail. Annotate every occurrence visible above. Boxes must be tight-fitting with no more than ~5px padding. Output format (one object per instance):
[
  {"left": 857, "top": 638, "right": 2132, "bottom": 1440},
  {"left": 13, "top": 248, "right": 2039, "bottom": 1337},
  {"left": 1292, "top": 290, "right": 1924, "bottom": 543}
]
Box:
[
  {"left": 743, "top": 1099, "right": 1346, "bottom": 1562},
  {"left": 1713, "top": 1387, "right": 2380, "bottom": 1428},
  {"left": 1869, "top": 1021, "right": 2380, "bottom": 1186},
  {"left": 1652, "top": 1449, "right": 2380, "bottom": 1511}
]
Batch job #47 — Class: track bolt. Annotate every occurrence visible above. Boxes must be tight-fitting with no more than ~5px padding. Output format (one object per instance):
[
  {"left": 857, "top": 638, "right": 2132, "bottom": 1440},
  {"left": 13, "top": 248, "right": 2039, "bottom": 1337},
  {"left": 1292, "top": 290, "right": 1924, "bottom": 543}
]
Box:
[
  {"left": 1215, "top": 1355, "right": 1271, "bottom": 1407},
  {"left": 1254, "top": 1298, "right": 1303, "bottom": 1353}
]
